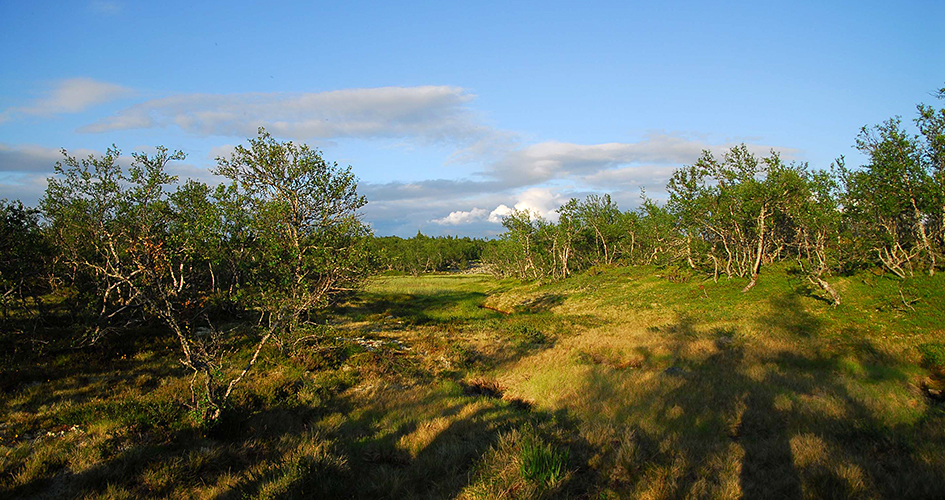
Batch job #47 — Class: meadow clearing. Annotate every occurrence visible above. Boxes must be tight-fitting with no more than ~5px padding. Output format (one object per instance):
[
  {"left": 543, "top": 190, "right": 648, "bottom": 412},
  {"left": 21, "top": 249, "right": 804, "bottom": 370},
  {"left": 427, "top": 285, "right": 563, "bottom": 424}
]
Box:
[{"left": 2, "top": 265, "right": 944, "bottom": 499}]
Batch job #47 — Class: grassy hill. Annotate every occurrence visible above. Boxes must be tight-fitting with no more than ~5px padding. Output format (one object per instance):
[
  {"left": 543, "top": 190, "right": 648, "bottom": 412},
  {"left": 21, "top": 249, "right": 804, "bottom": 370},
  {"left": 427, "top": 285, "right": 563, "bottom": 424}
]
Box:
[{"left": 2, "top": 266, "right": 944, "bottom": 499}]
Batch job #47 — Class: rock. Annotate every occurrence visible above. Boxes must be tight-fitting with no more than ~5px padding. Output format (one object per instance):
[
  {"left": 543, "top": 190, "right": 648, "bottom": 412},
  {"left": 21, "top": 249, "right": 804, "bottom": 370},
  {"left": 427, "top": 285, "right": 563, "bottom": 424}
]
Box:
[
  {"left": 921, "top": 376, "right": 945, "bottom": 402},
  {"left": 663, "top": 366, "right": 688, "bottom": 377}
]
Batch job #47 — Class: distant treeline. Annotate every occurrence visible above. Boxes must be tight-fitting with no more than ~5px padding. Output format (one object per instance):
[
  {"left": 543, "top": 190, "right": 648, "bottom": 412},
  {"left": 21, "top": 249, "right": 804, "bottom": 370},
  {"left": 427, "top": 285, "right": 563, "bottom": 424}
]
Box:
[
  {"left": 481, "top": 90, "right": 945, "bottom": 306},
  {"left": 372, "top": 233, "right": 488, "bottom": 275}
]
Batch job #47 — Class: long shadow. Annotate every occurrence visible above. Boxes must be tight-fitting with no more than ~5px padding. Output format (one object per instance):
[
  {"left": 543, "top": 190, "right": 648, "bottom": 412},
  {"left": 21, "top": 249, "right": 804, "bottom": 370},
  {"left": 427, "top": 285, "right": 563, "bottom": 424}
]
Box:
[
  {"left": 3, "top": 277, "right": 593, "bottom": 498},
  {"left": 231, "top": 281, "right": 597, "bottom": 498},
  {"left": 223, "top": 383, "right": 589, "bottom": 499},
  {"left": 757, "top": 292, "right": 822, "bottom": 337},
  {"left": 569, "top": 290, "right": 945, "bottom": 498},
  {"left": 514, "top": 293, "right": 566, "bottom": 313},
  {"left": 337, "top": 290, "right": 497, "bottom": 327}
]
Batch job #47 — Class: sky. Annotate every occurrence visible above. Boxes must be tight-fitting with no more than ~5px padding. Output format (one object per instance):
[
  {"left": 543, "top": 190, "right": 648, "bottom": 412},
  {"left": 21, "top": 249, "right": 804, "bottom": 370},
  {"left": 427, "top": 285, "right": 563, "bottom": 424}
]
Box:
[{"left": 1, "top": 0, "right": 943, "bottom": 237}]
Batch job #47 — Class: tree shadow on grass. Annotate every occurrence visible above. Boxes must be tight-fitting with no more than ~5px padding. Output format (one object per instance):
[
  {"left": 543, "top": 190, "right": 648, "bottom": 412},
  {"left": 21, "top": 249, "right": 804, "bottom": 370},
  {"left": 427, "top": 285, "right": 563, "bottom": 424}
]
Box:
[
  {"left": 571, "top": 302, "right": 945, "bottom": 499},
  {"left": 2, "top": 354, "right": 591, "bottom": 497},
  {"left": 2, "top": 278, "right": 596, "bottom": 499},
  {"left": 336, "top": 290, "right": 497, "bottom": 328},
  {"left": 514, "top": 293, "right": 566, "bottom": 313},
  {"left": 757, "top": 292, "right": 823, "bottom": 337},
  {"left": 220, "top": 381, "right": 592, "bottom": 499}
]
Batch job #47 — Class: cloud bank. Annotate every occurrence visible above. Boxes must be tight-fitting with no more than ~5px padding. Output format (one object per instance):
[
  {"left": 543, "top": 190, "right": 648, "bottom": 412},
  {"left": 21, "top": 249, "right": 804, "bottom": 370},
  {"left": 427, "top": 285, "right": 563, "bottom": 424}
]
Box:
[
  {"left": 377, "top": 132, "right": 797, "bottom": 234},
  {"left": 79, "top": 86, "right": 493, "bottom": 146},
  {"left": 2, "top": 78, "right": 132, "bottom": 121},
  {"left": 0, "top": 80, "right": 802, "bottom": 237}
]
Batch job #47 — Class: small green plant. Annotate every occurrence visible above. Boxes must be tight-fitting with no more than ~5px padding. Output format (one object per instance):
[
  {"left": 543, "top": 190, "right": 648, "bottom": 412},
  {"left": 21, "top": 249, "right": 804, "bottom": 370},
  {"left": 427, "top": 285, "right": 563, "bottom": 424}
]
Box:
[
  {"left": 508, "top": 324, "right": 548, "bottom": 347},
  {"left": 918, "top": 342, "right": 945, "bottom": 374},
  {"left": 519, "top": 433, "right": 569, "bottom": 488},
  {"left": 661, "top": 264, "right": 692, "bottom": 283}
]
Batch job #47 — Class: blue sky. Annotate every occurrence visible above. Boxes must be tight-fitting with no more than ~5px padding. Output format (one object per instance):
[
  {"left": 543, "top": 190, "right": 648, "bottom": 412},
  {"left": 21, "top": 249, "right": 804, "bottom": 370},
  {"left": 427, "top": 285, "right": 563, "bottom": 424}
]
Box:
[{"left": 1, "top": 0, "right": 942, "bottom": 236}]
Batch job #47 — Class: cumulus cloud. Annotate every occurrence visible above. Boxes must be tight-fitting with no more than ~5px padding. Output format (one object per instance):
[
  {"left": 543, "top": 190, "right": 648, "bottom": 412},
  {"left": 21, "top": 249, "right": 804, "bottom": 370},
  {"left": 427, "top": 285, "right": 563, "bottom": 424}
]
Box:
[
  {"left": 488, "top": 205, "right": 512, "bottom": 223},
  {"left": 425, "top": 187, "right": 567, "bottom": 228},
  {"left": 6, "top": 78, "right": 132, "bottom": 118},
  {"left": 499, "top": 187, "right": 566, "bottom": 221},
  {"left": 1, "top": 78, "right": 802, "bottom": 237},
  {"left": 80, "top": 86, "right": 494, "bottom": 146},
  {"left": 432, "top": 207, "right": 488, "bottom": 225}
]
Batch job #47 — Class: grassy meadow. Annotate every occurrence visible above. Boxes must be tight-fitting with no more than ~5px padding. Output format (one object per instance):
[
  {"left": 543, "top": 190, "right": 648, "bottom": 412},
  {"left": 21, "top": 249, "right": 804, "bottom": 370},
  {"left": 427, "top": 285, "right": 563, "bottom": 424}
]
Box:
[{"left": 2, "top": 266, "right": 945, "bottom": 499}]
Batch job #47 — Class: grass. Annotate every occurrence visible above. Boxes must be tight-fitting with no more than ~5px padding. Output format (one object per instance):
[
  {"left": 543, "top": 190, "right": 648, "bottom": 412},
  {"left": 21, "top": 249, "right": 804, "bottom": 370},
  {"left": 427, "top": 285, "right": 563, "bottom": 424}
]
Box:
[
  {"left": 519, "top": 430, "right": 570, "bottom": 488},
  {"left": 2, "top": 266, "right": 944, "bottom": 498}
]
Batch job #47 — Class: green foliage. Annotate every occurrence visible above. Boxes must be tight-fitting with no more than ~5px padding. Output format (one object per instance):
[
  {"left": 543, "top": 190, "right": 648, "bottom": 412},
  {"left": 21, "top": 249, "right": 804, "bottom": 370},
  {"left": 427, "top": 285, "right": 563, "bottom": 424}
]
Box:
[
  {"left": 841, "top": 101, "right": 944, "bottom": 277},
  {"left": 4, "top": 268, "right": 945, "bottom": 499},
  {"left": 478, "top": 88, "right": 943, "bottom": 303},
  {"left": 519, "top": 430, "right": 569, "bottom": 488},
  {"left": 35, "top": 129, "right": 373, "bottom": 423},
  {"left": 0, "top": 199, "right": 51, "bottom": 319},
  {"left": 214, "top": 127, "right": 372, "bottom": 348},
  {"left": 918, "top": 342, "right": 945, "bottom": 373},
  {"left": 661, "top": 264, "right": 692, "bottom": 283},
  {"left": 57, "top": 397, "right": 185, "bottom": 431},
  {"left": 506, "top": 324, "right": 548, "bottom": 348},
  {"left": 483, "top": 196, "right": 635, "bottom": 281},
  {"left": 373, "top": 232, "right": 488, "bottom": 275}
]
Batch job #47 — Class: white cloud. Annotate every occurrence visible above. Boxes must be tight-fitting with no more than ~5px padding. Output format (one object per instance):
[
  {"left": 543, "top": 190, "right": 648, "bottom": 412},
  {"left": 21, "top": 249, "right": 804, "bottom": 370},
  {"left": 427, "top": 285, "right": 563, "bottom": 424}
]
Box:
[
  {"left": 432, "top": 207, "right": 488, "bottom": 225},
  {"left": 80, "top": 86, "right": 493, "bottom": 146},
  {"left": 488, "top": 204, "right": 512, "bottom": 223},
  {"left": 427, "top": 187, "right": 567, "bottom": 227},
  {"left": 505, "top": 187, "right": 566, "bottom": 221},
  {"left": 1, "top": 77, "right": 803, "bottom": 238},
  {"left": 10, "top": 78, "right": 132, "bottom": 117}
]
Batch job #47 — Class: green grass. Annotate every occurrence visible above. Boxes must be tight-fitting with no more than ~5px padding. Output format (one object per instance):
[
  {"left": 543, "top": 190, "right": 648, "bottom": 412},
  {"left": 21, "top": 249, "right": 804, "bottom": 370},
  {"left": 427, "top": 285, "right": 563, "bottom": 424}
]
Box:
[
  {"left": 2, "top": 265, "right": 944, "bottom": 498},
  {"left": 519, "top": 431, "right": 570, "bottom": 488}
]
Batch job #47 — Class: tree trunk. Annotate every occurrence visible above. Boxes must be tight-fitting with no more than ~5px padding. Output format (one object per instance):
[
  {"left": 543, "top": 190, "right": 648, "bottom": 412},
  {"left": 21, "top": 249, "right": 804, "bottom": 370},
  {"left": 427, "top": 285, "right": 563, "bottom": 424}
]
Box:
[
  {"left": 742, "top": 206, "right": 766, "bottom": 293},
  {"left": 810, "top": 275, "right": 841, "bottom": 307}
]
